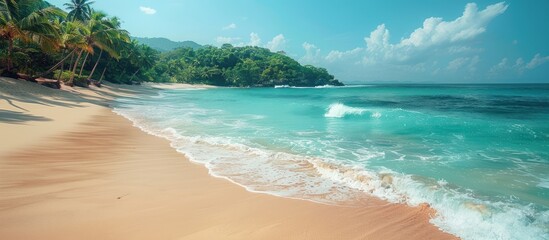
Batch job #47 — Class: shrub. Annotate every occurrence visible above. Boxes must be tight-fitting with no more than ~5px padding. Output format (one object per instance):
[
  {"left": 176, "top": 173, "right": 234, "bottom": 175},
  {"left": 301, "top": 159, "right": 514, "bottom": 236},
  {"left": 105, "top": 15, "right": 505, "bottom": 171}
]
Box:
[
  {"left": 73, "top": 77, "right": 90, "bottom": 88},
  {"left": 53, "top": 70, "right": 73, "bottom": 82}
]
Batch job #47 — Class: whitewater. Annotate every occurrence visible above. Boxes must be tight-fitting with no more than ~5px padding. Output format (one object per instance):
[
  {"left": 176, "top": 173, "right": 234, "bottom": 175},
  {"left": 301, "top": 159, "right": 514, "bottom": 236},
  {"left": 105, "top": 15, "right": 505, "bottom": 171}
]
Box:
[{"left": 113, "top": 84, "right": 549, "bottom": 240}]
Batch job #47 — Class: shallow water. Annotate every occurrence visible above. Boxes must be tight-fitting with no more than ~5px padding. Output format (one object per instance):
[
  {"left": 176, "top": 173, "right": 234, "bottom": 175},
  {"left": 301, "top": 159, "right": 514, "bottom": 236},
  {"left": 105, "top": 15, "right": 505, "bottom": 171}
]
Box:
[{"left": 114, "top": 84, "right": 549, "bottom": 240}]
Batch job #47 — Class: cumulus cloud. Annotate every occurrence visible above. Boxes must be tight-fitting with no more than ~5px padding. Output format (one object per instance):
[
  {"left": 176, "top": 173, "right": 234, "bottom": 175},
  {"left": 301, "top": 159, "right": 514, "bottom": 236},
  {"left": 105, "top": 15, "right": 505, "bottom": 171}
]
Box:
[
  {"left": 325, "top": 48, "right": 363, "bottom": 62},
  {"left": 215, "top": 33, "right": 285, "bottom": 51},
  {"left": 297, "top": 2, "right": 509, "bottom": 82},
  {"left": 303, "top": 2, "right": 505, "bottom": 66},
  {"left": 249, "top": 32, "right": 261, "bottom": 46},
  {"left": 223, "top": 23, "right": 237, "bottom": 30},
  {"left": 139, "top": 6, "right": 156, "bottom": 15},
  {"left": 266, "top": 34, "right": 286, "bottom": 52},
  {"left": 400, "top": 3, "right": 507, "bottom": 48},
  {"left": 364, "top": 24, "right": 393, "bottom": 60},
  {"left": 489, "top": 57, "right": 508, "bottom": 74},
  {"left": 489, "top": 54, "right": 549, "bottom": 78},
  {"left": 447, "top": 57, "right": 469, "bottom": 71},
  {"left": 300, "top": 42, "right": 321, "bottom": 63},
  {"left": 526, "top": 54, "right": 549, "bottom": 69},
  {"left": 447, "top": 56, "right": 480, "bottom": 72},
  {"left": 361, "top": 2, "right": 507, "bottom": 63}
]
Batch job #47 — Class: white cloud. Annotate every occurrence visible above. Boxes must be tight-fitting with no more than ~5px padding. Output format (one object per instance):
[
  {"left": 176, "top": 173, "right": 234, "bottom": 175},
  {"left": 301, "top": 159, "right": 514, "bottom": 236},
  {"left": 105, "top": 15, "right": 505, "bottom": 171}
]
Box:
[
  {"left": 365, "top": 24, "right": 391, "bottom": 52},
  {"left": 447, "top": 56, "right": 479, "bottom": 71},
  {"left": 514, "top": 54, "right": 549, "bottom": 73},
  {"left": 216, "top": 33, "right": 287, "bottom": 51},
  {"left": 489, "top": 57, "right": 508, "bottom": 74},
  {"left": 526, "top": 54, "right": 549, "bottom": 69},
  {"left": 360, "top": 2, "right": 507, "bottom": 64},
  {"left": 325, "top": 48, "right": 363, "bottom": 62},
  {"left": 266, "top": 34, "right": 286, "bottom": 52},
  {"left": 249, "top": 32, "right": 261, "bottom": 46},
  {"left": 447, "top": 57, "right": 469, "bottom": 71},
  {"left": 296, "top": 2, "right": 510, "bottom": 82},
  {"left": 515, "top": 58, "right": 525, "bottom": 68},
  {"left": 489, "top": 54, "right": 548, "bottom": 78},
  {"left": 223, "top": 23, "right": 237, "bottom": 30},
  {"left": 139, "top": 6, "right": 156, "bottom": 15},
  {"left": 498, "top": 58, "right": 509, "bottom": 68},
  {"left": 400, "top": 3, "right": 507, "bottom": 48},
  {"left": 300, "top": 42, "right": 321, "bottom": 63}
]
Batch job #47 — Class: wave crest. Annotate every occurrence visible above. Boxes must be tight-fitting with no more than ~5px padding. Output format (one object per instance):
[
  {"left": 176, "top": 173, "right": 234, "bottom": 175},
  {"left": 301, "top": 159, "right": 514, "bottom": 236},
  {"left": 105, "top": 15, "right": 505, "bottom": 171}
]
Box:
[{"left": 324, "top": 103, "right": 367, "bottom": 118}]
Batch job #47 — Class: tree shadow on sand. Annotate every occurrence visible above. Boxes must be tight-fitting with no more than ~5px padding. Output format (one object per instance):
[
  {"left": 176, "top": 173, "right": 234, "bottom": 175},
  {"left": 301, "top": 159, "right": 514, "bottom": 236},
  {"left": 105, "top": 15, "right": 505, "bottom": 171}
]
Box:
[
  {"left": 0, "top": 110, "right": 52, "bottom": 124},
  {"left": 0, "top": 78, "right": 147, "bottom": 111}
]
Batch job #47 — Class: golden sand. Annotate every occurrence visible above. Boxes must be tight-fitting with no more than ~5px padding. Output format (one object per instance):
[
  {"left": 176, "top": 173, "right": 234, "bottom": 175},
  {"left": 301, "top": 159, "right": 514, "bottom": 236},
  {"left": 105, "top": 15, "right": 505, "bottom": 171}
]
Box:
[{"left": 0, "top": 77, "right": 456, "bottom": 239}]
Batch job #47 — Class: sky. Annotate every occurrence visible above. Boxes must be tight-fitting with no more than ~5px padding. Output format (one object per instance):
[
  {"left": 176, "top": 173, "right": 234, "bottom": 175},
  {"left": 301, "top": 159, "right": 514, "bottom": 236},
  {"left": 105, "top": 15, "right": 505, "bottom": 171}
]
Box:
[{"left": 47, "top": 0, "right": 549, "bottom": 83}]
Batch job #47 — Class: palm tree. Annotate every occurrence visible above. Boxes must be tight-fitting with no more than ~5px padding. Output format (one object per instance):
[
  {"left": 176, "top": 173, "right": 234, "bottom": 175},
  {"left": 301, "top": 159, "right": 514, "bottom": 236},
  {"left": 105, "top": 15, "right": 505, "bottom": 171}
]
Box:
[
  {"left": 68, "top": 11, "right": 128, "bottom": 85},
  {"left": 129, "top": 42, "right": 157, "bottom": 82},
  {"left": 88, "top": 16, "right": 129, "bottom": 81},
  {"left": 0, "top": 0, "right": 65, "bottom": 73},
  {"left": 64, "top": 0, "right": 94, "bottom": 22},
  {"left": 37, "top": 20, "right": 87, "bottom": 78}
]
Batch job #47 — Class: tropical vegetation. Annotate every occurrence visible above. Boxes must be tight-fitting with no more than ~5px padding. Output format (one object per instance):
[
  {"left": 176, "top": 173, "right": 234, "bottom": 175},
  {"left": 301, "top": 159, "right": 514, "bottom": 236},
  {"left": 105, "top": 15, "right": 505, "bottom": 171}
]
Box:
[
  {"left": 0, "top": 0, "right": 342, "bottom": 87},
  {"left": 146, "top": 44, "right": 343, "bottom": 87}
]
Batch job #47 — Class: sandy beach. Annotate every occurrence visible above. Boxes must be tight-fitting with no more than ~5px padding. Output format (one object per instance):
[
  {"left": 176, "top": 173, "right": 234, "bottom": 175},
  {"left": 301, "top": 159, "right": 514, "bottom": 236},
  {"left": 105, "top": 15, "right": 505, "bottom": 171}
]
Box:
[{"left": 0, "top": 77, "right": 457, "bottom": 240}]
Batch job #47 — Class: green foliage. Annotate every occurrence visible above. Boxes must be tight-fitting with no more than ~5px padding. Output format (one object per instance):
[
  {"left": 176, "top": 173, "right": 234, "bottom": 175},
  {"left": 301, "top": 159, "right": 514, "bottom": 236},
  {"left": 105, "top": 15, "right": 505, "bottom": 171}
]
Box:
[
  {"left": 54, "top": 69, "right": 73, "bottom": 82},
  {"left": 55, "top": 69, "right": 88, "bottom": 87},
  {"left": 147, "top": 45, "right": 343, "bottom": 87},
  {"left": 102, "top": 40, "right": 160, "bottom": 84},
  {"left": 72, "top": 76, "right": 89, "bottom": 87},
  {"left": 64, "top": 0, "right": 94, "bottom": 22},
  {"left": 0, "top": 0, "right": 341, "bottom": 88},
  {"left": 0, "top": 0, "right": 66, "bottom": 72}
]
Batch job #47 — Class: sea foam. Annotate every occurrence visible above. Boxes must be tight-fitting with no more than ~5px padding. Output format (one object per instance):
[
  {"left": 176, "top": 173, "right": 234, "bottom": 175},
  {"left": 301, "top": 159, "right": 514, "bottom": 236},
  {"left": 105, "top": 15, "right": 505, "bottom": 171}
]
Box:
[
  {"left": 112, "top": 87, "right": 549, "bottom": 240},
  {"left": 324, "top": 103, "right": 367, "bottom": 118},
  {"left": 113, "top": 105, "right": 549, "bottom": 240}
]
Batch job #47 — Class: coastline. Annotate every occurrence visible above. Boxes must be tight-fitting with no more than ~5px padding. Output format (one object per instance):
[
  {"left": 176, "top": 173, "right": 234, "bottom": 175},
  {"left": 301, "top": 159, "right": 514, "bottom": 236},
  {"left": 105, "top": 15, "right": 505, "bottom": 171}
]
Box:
[{"left": 0, "top": 77, "right": 457, "bottom": 239}]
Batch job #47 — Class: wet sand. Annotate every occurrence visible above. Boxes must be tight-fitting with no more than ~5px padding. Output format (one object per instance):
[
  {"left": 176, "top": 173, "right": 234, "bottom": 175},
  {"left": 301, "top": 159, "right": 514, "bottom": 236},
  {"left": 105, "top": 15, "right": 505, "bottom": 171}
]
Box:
[{"left": 0, "top": 77, "right": 457, "bottom": 239}]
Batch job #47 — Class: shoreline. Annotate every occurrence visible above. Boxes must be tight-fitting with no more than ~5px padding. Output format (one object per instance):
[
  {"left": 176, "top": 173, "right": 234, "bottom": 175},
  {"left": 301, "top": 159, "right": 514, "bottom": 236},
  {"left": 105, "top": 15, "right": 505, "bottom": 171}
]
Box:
[{"left": 0, "top": 77, "right": 457, "bottom": 239}]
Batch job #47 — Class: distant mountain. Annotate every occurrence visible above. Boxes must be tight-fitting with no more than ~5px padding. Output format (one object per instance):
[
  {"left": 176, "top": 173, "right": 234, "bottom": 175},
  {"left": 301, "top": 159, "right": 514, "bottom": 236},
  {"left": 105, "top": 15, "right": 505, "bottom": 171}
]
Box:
[{"left": 133, "top": 37, "right": 202, "bottom": 52}]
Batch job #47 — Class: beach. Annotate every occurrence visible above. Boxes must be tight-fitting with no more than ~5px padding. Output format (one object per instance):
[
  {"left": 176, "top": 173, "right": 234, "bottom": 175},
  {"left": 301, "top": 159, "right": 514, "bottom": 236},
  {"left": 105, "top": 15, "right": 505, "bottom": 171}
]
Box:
[{"left": 0, "top": 77, "right": 457, "bottom": 239}]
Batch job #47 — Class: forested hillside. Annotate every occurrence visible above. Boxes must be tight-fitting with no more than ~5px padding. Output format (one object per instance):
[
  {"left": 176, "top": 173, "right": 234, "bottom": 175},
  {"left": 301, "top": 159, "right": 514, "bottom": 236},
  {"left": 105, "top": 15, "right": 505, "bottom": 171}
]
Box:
[
  {"left": 133, "top": 37, "right": 202, "bottom": 52},
  {"left": 145, "top": 44, "right": 344, "bottom": 87}
]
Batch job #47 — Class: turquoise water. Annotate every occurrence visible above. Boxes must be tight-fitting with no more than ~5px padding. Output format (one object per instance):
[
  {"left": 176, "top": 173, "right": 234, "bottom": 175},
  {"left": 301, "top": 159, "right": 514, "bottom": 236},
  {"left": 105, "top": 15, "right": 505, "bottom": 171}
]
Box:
[{"left": 114, "top": 84, "right": 549, "bottom": 240}]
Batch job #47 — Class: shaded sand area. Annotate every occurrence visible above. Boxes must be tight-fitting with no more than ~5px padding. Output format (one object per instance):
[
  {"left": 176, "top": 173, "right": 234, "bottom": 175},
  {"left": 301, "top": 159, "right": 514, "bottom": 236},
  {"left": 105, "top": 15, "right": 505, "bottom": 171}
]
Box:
[{"left": 0, "top": 77, "right": 457, "bottom": 240}]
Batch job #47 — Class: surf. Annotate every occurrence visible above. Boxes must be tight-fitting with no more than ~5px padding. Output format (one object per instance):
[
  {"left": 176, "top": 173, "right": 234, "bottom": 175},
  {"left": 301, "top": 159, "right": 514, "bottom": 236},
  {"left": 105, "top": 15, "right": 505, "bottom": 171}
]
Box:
[{"left": 113, "top": 85, "right": 549, "bottom": 240}]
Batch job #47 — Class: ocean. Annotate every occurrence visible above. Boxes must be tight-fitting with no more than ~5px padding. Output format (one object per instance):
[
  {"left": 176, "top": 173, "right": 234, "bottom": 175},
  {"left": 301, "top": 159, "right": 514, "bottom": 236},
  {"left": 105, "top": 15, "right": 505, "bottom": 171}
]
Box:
[{"left": 113, "top": 84, "right": 549, "bottom": 240}]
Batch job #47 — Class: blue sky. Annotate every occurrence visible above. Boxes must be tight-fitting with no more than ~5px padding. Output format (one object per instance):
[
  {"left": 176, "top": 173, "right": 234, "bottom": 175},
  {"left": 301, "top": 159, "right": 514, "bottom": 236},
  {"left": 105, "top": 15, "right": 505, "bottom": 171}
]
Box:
[{"left": 47, "top": 0, "right": 549, "bottom": 83}]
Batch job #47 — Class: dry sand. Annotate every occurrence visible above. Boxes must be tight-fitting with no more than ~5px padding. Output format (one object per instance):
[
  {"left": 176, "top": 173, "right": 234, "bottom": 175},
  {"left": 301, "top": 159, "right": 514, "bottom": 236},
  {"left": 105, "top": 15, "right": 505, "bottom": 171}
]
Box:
[{"left": 0, "top": 77, "right": 457, "bottom": 239}]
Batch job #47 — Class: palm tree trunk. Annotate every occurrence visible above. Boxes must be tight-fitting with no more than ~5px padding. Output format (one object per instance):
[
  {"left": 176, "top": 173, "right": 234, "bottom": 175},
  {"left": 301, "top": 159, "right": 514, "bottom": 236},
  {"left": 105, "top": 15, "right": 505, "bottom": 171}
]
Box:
[
  {"left": 99, "top": 66, "right": 107, "bottom": 83},
  {"left": 78, "top": 52, "right": 90, "bottom": 77},
  {"left": 7, "top": 39, "right": 14, "bottom": 72},
  {"left": 58, "top": 60, "right": 65, "bottom": 81},
  {"left": 129, "top": 69, "right": 140, "bottom": 82},
  {"left": 58, "top": 50, "right": 66, "bottom": 81},
  {"left": 69, "top": 49, "right": 76, "bottom": 71},
  {"left": 36, "top": 49, "right": 76, "bottom": 78},
  {"left": 98, "top": 57, "right": 111, "bottom": 83},
  {"left": 69, "top": 49, "right": 84, "bottom": 85},
  {"left": 87, "top": 49, "right": 103, "bottom": 80}
]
